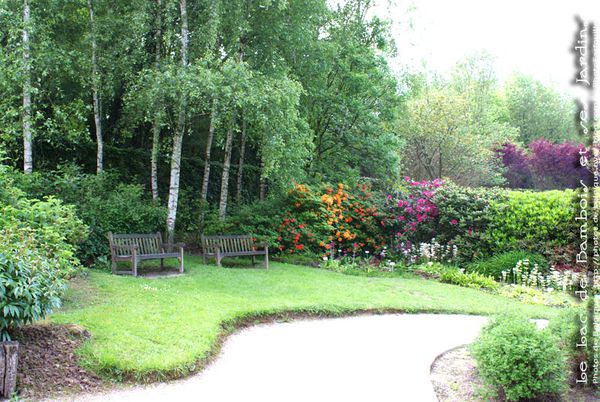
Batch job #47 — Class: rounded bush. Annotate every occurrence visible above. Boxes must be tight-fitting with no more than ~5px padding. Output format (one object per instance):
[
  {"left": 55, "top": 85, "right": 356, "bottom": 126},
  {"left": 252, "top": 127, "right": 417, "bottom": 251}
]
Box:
[{"left": 471, "top": 315, "right": 568, "bottom": 401}]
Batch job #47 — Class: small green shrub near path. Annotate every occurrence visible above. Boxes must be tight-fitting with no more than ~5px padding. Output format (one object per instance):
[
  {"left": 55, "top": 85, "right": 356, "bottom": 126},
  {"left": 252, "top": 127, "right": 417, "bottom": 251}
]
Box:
[
  {"left": 52, "top": 258, "right": 558, "bottom": 382},
  {"left": 472, "top": 315, "right": 568, "bottom": 401}
]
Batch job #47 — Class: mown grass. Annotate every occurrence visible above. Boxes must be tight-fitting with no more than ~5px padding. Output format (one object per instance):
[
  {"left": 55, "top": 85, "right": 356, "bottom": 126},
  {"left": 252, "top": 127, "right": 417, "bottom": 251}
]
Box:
[{"left": 52, "top": 256, "right": 559, "bottom": 382}]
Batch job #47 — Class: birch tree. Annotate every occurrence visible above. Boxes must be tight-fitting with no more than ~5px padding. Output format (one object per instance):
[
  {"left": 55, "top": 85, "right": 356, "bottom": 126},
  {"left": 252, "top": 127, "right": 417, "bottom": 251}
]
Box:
[
  {"left": 165, "top": 0, "right": 189, "bottom": 244},
  {"left": 22, "top": 0, "right": 32, "bottom": 173},
  {"left": 87, "top": 0, "right": 103, "bottom": 173},
  {"left": 150, "top": 0, "right": 162, "bottom": 200}
]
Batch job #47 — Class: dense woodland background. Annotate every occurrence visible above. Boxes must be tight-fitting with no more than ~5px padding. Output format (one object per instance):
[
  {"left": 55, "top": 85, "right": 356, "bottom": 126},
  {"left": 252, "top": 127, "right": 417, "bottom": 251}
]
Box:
[{"left": 0, "top": 0, "right": 581, "bottom": 246}]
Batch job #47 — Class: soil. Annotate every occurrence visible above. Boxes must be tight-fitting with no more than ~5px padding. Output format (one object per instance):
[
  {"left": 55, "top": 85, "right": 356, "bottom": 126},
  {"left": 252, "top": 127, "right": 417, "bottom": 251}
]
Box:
[
  {"left": 11, "top": 324, "right": 104, "bottom": 400},
  {"left": 430, "top": 346, "right": 599, "bottom": 402}
]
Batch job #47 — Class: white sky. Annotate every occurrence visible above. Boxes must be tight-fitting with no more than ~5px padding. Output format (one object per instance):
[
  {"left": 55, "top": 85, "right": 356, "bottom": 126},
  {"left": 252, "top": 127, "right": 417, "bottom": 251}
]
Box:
[{"left": 372, "top": 0, "right": 599, "bottom": 96}]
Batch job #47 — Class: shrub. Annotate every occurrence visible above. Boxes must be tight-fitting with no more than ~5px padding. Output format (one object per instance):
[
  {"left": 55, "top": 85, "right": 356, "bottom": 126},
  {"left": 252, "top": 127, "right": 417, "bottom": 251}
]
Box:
[
  {"left": 495, "top": 142, "right": 533, "bottom": 188},
  {"left": 0, "top": 165, "right": 86, "bottom": 340},
  {"left": 276, "top": 182, "right": 383, "bottom": 255},
  {"left": 496, "top": 139, "right": 591, "bottom": 190},
  {"left": 433, "top": 183, "right": 504, "bottom": 262},
  {"left": 0, "top": 229, "right": 68, "bottom": 340},
  {"left": 0, "top": 165, "right": 87, "bottom": 276},
  {"left": 466, "top": 251, "right": 548, "bottom": 280},
  {"left": 381, "top": 178, "right": 441, "bottom": 252},
  {"left": 497, "top": 285, "right": 576, "bottom": 307},
  {"left": 528, "top": 139, "right": 590, "bottom": 190},
  {"left": 486, "top": 189, "right": 575, "bottom": 254},
  {"left": 472, "top": 315, "right": 568, "bottom": 401},
  {"left": 439, "top": 268, "right": 499, "bottom": 291},
  {"left": 10, "top": 166, "right": 166, "bottom": 265}
]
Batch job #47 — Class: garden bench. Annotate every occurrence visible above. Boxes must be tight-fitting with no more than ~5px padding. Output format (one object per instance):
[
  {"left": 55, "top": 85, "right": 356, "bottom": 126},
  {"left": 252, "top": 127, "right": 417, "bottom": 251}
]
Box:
[
  {"left": 108, "top": 232, "right": 184, "bottom": 276},
  {"left": 201, "top": 234, "right": 268, "bottom": 268}
]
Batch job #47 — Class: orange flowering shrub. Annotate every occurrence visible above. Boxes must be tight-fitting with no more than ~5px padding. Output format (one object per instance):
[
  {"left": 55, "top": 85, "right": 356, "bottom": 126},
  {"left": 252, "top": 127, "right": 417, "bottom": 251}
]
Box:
[{"left": 275, "top": 182, "right": 384, "bottom": 255}]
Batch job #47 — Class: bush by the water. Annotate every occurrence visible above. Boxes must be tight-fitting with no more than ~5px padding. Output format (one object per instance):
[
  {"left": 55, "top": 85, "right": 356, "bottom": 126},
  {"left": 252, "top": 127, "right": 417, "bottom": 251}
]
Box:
[
  {"left": 471, "top": 315, "right": 568, "bottom": 401},
  {"left": 466, "top": 251, "right": 548, "bottom": 280}
]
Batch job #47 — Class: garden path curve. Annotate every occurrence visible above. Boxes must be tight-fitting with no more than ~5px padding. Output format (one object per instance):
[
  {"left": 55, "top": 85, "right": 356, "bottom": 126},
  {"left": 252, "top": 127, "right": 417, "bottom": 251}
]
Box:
[{"left": 52, "top": 314, "right": 489, "bottom": 402}]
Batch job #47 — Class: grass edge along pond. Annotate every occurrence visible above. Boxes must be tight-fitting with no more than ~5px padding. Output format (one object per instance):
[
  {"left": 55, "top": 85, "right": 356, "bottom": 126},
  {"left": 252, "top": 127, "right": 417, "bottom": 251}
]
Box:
[{"left": 52, "top": 257, "right": 560, "bottom": 382}]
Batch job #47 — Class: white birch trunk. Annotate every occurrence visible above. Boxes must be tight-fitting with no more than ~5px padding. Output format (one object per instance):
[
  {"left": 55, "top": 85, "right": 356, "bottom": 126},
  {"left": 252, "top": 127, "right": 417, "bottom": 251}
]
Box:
[
  {"left": 22, "top": 0, "right": 32, "bottom": 173},
  {"left": 218, "top": 120, "right": 234, "bottom": 219},
  {"left": 151, "top": 0, "right": 162, "bottom": 200},
  {"left": 201, "top": 99, "right": 217, "bottom": 202},
  {"left": 165, "top": 0, "right": 189, "bottom": 244},
  {"left": 88, "top": 0, "right": 103, "bottom": 173},
  {"left": 235, "top": 118, "right": 247, "bottom": 203},
  {"left": 259, "top": 159, "right": 266, "bottom": 201}
]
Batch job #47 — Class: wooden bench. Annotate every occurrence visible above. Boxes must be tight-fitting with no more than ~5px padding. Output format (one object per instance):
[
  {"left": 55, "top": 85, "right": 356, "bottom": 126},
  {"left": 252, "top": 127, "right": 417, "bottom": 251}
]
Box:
[
  {"left": 201, "top": 234, "right": 268, "bottom": 268},
  {"left": 108, "top": 232, "right": 184, "bottom": 276}
]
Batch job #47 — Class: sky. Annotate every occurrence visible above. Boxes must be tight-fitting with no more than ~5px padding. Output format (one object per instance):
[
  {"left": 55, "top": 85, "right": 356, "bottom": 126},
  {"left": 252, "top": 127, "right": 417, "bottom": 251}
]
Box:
[{"left": 372, "top": 0, "right": 599, "bottom": 96}]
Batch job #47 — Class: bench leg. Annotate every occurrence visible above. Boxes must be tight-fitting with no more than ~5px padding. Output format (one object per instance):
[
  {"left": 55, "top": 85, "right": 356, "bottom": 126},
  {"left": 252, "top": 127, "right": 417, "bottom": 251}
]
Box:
[
  {"left": 179, "top": 248, "right": 184, "bottom": 273},
  {"left": 216, "top": 252, "right": 222, "bottom": 267},
  {"left": 252, "top": 255, "right": 256, "bottom": 266},
  {"left": 111, "top": 260, "right": 117, "bottom": 274},
  {"left": 202, "top": 254, "right": 207, "bottom": 265},
  {"left": 132, "top": 258, "right": 138, "bottom": 277},
  {"left": 264, "top": 248, "right": 269, "bottom": 269},
  {"left": 160, "top": 258, "right": 164, "bottom": 269}
]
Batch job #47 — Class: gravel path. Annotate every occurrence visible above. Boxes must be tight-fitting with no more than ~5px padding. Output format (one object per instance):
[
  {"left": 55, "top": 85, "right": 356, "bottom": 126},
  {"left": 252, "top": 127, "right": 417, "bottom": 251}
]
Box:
[{"left": 52, "top": 314, "right": 488, "bottom": 402}]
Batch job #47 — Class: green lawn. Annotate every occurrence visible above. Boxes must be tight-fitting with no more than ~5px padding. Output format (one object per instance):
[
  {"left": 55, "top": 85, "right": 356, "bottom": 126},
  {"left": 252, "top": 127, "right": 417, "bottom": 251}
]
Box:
[{"left": 53, "top": 257, "right": 559, "bottom": 382}]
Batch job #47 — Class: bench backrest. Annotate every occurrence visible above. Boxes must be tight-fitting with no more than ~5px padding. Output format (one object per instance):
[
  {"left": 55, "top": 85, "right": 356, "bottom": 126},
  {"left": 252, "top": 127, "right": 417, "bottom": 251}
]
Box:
[
  {"left": 201, "top": 235, "right": 254, "bottom": 254},
  {"left": 108, "top": 232, "right": 163, "bottom": 256}
]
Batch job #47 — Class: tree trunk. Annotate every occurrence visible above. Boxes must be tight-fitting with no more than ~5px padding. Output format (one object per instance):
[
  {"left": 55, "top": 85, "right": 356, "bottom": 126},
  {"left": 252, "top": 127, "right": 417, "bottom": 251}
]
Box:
[
  {"left": 88, "top": 0, "right": 103, "bottom": 174},
  {"left": 165, "top": 0, "right": 189, "bottom": 244},
  {"left": 218, "top": 119, "right": 234, "bottom": 219},
  {"left": 259, "top": 159, "right": 266, "bottom": 201},
  {"left": 235, "top": 118, "right": 247, "bottom": 203},
  {"left": 150, "top": 0, "right": 162, "bottom": 200},
  {"left": 201, "top": 99, "right": 217, "bottom": 202},
  {"left": 22, "top": 0, "right": 32, "bottom": 173}
]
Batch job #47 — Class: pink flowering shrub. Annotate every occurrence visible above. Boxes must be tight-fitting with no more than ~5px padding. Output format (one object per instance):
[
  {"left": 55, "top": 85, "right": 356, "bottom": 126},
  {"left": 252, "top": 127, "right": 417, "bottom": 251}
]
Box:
[{"left": 381, "top": 177, "right": 443, "bottom": 253}]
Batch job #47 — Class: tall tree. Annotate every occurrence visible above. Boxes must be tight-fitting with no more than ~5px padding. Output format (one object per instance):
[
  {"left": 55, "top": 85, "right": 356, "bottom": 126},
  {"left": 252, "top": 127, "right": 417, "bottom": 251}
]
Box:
[
  {"left": 22, "top": 0, "right": 32, "bottom": 173},
  {"left": 200, "top": 99, "right": 217, "bottom": 204},
  {"left": 218, "top": 118, "right": 234, "bottom": 218},
  {"left": 87, "top": 0, "right": 103, "bottom": 173},
  {"left": 235, "top": 118, "right": 246, "bottom": 202},
  {"left": 502, "top": 73, "right": 577, "bottom": 144},
  {"left": 165, "top": 0, "right": 189, "bottom": 244},
  {"left": 150, "top": 0, "right": 163, "bottom": 199}
]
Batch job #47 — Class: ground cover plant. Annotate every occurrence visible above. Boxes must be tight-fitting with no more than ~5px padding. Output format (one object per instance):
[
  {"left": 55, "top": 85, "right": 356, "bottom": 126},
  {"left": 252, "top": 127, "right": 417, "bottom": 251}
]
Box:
[{"left": 52, "top": 258, "right": 558, "bottom": 381}]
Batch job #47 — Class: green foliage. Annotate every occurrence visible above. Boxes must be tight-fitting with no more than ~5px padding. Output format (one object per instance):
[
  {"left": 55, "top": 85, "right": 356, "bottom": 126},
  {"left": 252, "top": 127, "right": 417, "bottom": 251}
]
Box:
[
  {"left": 547, "top": 308, "right": 583, "bottom": 360},
  {"left": 0, "top": 230, "right": 68, "bottom": 341},
  {"left": 11, "top": 167, "right": 166, "bottom": 265},
  {"left": 439, "top": 268, "right": 499, "bottom": 291},
  {"left": 471, "top": 315, "right": 568, "bottom": 401},
  {"left": 502, "top": 73, "right": 577, "bottom": 144},
  {"left": 467, "top": 251, "right": 548, "bottom": 280},
  {"left": 486, "top": 190, "right": 575, "bottom": 254},
  {"left": 497, "top": 285, "right": 576, "bottom": 308},
  {"left": 0, "top": 164, "right": 87, "bottom": 340}
]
